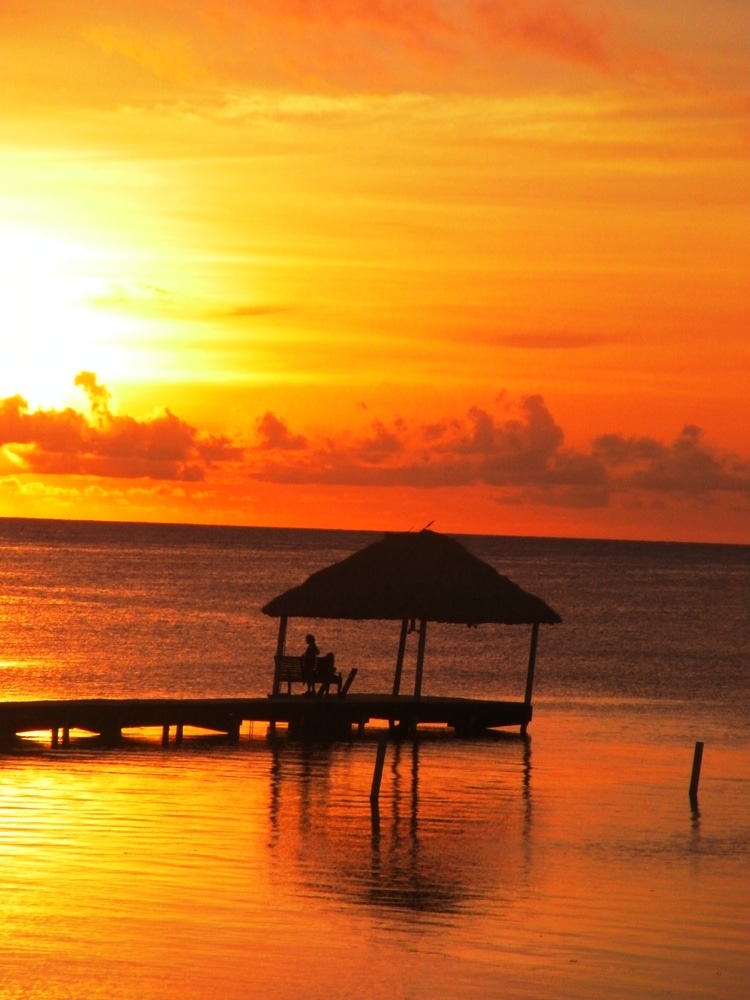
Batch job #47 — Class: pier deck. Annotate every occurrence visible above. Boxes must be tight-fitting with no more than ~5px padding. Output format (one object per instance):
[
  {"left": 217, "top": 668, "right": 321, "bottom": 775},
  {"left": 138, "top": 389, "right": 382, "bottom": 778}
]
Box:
[{"left": 0, "top": 694, "right": 531, "bottom": 745}]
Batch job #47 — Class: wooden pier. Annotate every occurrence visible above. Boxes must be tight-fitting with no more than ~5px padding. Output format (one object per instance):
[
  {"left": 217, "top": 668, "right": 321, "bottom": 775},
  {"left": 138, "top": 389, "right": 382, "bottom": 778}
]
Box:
[{"left": 0, "top": 693, "right": 531, "bottom": 747}]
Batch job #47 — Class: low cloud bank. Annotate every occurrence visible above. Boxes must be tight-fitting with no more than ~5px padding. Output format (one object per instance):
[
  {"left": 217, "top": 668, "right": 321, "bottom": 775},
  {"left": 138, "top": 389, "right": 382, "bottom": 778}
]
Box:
[
  {"left": 1, "top": 375, "right": 748, "bottom": 510},
  {"left": 252, "top": 396, "right": 750, "bottom": 509}
]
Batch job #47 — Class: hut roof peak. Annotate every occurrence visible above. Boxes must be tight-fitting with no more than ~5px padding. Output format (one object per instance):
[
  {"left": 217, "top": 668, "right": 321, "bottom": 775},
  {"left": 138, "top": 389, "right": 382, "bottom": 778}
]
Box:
[{"left": 262, "top": 529, "right": 561, "bottom": 626}]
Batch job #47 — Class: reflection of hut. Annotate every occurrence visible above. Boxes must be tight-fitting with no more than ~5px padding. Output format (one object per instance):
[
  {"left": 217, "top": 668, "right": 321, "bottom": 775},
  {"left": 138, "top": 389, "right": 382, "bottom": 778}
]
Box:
[{"left": 263, "top": 530, "right": 560, "bottom": 731}]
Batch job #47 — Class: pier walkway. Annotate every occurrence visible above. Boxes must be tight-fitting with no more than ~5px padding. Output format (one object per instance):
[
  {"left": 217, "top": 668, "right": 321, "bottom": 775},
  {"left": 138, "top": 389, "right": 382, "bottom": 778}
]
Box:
[{"left": 0, "top": 694, "right": 531, "bottom": 746}]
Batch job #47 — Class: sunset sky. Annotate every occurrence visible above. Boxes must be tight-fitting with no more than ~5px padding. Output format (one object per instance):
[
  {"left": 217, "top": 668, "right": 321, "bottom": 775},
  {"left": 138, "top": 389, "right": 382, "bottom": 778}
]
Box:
[{"left": 1, "top": 1, "right": 748, "bottom": 542}]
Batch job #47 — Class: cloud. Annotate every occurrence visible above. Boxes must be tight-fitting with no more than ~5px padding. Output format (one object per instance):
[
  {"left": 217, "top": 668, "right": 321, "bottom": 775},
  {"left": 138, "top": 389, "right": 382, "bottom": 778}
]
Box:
[
  {"left": 0, "top": 374, "right": 243, "bottom": 482},
  {"left": 2, "top": 381, "right": 748, "bottom": 514},
  {"left": 256, "top": 412, "right": 308, "bottom": 450},
  {"left": 10, "top": 0, "right": 626, "bottom": 112},
  {"left": 593, "top": 425, "right": 750, "bottom": 494},
  {"left": 222, "top": 305, "right": 289, "bottom": 320},
  {"left": 485, "top": 332, "right": 618, "bottom": 350},
  {"left": 248, "top": 396, "right": 605, "bottom": 503},
  {"left": 357, "top": 419, "right": 405, "bottom": 463},
  {"left": 248, "top": 395, "right": 750, "bottom": 509},
  {"left": 454, "top": 397, "right": 564, "bottom": 469},
  {"left": 263, "top": 0, "right": 455, "bottom": 46},
  {"left": 9, "top": 0, "right": 742, "bottom": 120},
  {"left": 470, "top": 0, "right": 611, "bottom": 69},
  {"left": 91, "top": 283, "right": 181, "bottom": 317},
  {"left": 91, "top": 283, "right": 284, "bottom": 324},
  {"left": 245, "top": 0, "right": 612, "bottom": 68},
  {"left": 74, "top": 370, "right": 111, "bottom": 421}
]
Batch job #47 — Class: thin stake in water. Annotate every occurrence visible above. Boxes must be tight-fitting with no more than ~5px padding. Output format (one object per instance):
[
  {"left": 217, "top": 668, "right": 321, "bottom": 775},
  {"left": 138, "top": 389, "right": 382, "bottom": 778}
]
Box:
[
  {"left": 689, "top": 740, "right": 704, "bottom": 802},
  {"left": 370, "top": 732, "right": 389, "bottom": 807}
]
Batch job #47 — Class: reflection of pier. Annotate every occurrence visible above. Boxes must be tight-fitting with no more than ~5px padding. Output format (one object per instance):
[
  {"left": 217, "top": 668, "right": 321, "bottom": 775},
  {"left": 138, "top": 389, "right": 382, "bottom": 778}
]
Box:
[
  {"left": 268, "top": 736, "right": 534, "bottom": 913},
  {"left": 0, "top": 694, "right": 531, "bottom": 746}
]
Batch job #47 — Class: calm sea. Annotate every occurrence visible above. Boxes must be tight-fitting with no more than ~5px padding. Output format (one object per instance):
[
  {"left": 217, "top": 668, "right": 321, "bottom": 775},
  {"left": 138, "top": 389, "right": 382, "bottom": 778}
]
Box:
[{"left": 0, "top": 518, "right": 748, "bottom": 999}]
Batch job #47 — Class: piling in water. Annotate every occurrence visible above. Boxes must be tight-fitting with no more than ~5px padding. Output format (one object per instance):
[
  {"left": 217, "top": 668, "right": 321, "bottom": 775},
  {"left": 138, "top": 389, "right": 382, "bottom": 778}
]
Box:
[
  {"left": 370, "top": 733, "right": 389, "bottom": 807},
  {"left": 689, "top": 741, "right": 704, "bottom": 802}
]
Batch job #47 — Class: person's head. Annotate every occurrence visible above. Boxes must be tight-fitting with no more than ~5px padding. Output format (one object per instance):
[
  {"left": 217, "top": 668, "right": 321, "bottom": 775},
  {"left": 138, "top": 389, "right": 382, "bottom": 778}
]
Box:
[{"left": 305, "top": 633, "right": 315, "bottom": 644}]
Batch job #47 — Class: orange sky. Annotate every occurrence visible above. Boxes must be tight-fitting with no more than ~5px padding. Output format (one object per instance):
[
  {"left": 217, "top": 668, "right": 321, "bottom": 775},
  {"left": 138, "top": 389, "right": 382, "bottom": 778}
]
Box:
[{"left": 1, "top": 1, "right": 748, "bottom": 542}]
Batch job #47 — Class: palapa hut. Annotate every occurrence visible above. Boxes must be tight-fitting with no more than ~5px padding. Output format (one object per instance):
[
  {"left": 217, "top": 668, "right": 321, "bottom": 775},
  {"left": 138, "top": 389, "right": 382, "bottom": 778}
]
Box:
[{"left": 263, "top": 530, "right": 561, "bottom": 711}]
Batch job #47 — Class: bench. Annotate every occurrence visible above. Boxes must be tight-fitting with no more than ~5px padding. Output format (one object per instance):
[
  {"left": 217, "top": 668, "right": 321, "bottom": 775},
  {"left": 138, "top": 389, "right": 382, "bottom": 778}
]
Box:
[{"left": 272, "top": 654, "right": 357, "bottom": 697}]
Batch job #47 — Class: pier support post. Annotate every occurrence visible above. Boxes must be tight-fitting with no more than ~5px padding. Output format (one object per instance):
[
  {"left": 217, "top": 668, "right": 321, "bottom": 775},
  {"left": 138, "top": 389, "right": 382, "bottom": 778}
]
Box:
[
  {"left": 521, "top": 622, "right": 539, "bottom": 737},
  {"left": 62, "top": 727, "right": 70, "bottom": 747},
  {"left": 51, "top": 728, "right": 59, "bottom": 748},
  {"left": 161, "top": 724, "right": 170, "bottom": 747},
  {"left": 689, "top": 741, "right": 704, "bottom": 803},
  {"left": 175, "top": 723, "right": 184, "bottom": 745},
  {"left": 370, "top": 733, "right": 389, "bottom": 810}
]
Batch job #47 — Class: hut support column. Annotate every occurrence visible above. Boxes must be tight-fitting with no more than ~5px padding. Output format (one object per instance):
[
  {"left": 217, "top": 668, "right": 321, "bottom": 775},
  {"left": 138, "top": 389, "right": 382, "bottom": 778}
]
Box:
[
  {"left": 524, "top": 622, "right": 539, "bottom": 707},
  {"left": 272, "top": 616, "right": 288, "bottom": 696},
  {"left": 392, "top": 619, "right": 408, "bottom": 696},
  {"left": 414, "top": 619, "right": 427, "bottom": 699},
  {"left": 275, "top": 616, "right": 288, "bottom": 658}
]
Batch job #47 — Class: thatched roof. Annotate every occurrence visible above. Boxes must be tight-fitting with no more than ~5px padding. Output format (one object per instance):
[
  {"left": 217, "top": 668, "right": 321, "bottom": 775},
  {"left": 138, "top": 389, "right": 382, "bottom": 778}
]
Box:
[{"left": 262, "top": 530, "right": 561, "bottom": 625}]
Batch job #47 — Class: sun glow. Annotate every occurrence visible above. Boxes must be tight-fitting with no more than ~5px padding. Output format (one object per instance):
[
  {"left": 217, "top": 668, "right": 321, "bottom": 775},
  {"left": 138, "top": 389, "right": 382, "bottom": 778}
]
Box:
[
  {"left": 0, "top": 224, "right": 143, "bottom": 409},
  {"left": 0, "top": 1, "right": 748, "bottom": 540}
]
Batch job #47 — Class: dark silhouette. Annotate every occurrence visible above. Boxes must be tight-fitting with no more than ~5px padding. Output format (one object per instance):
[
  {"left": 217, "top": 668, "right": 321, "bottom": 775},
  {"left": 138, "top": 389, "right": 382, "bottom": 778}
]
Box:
[
  {"left": 302, "top": 633, "right": 319, "bottom": 693},
  {"left": 315, "top": 651, "right": 338, "bottom": 694},
  {"left": 300, "top": 633, "right": 340, "bottom": 695},
  {"left": 264, "top": 528, "right": 560, "bottom": 719}
]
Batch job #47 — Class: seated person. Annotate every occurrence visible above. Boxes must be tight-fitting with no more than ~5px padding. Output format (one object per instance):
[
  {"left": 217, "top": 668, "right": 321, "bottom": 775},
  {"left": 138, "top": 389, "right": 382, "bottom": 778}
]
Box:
[
  {"left": 302, "top": 633, "right": 319, "bottom": 693},
  {"left": 301, "top": 635, "right": 339, "bottom": 694},
  {"left": 315, "top": 651, "right": 338, "bottom": 693}
]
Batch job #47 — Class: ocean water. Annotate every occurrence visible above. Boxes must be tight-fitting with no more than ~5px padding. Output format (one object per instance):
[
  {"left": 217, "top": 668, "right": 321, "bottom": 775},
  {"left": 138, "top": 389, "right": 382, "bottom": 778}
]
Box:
[{"left": 0, "top": 518, "right": 748, "bottom": 999}]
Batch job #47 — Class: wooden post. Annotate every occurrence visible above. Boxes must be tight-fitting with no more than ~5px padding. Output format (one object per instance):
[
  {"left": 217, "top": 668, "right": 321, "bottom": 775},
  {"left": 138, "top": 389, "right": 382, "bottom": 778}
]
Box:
[
  {"left": 524, "top": 622, "right": 540, "bottom": 706},
  {"left": 414, "top": 619, "right": 427, "bottom": 698},
  {"left": 175, "top": 723, "right": 184, "bottom": 745},
  {"left": 161, "top": 724, "right": 170, "bottom": 747},
  {"left": 689, "top": 741, "right": 704, "bottom": 802},
  {"left": 370, "top": 732, "right": 388, "bottom": 808},
  {"left": 272, "top": 616, "right": 288, "bottom": 695},
  {"left": 51, "top": 728, "right": 59, "bottom": 748},
  {"left": 392, "top": 618, "right": 408, "bottom": 696},
  {"left": 62, "top": 727, "right": 70, "bottom": 747}
]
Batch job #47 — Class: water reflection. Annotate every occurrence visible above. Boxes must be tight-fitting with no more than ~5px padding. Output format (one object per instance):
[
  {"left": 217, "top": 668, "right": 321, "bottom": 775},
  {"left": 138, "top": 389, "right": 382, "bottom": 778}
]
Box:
[{"left": 267, "top": 735, "right": 533, "bottom": 914}]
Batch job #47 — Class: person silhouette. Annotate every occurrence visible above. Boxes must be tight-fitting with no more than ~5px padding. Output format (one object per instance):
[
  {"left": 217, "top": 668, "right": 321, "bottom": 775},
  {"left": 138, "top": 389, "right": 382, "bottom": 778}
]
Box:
[{"left": 302, "top": 633, "right": 319, "bottom": 694}]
